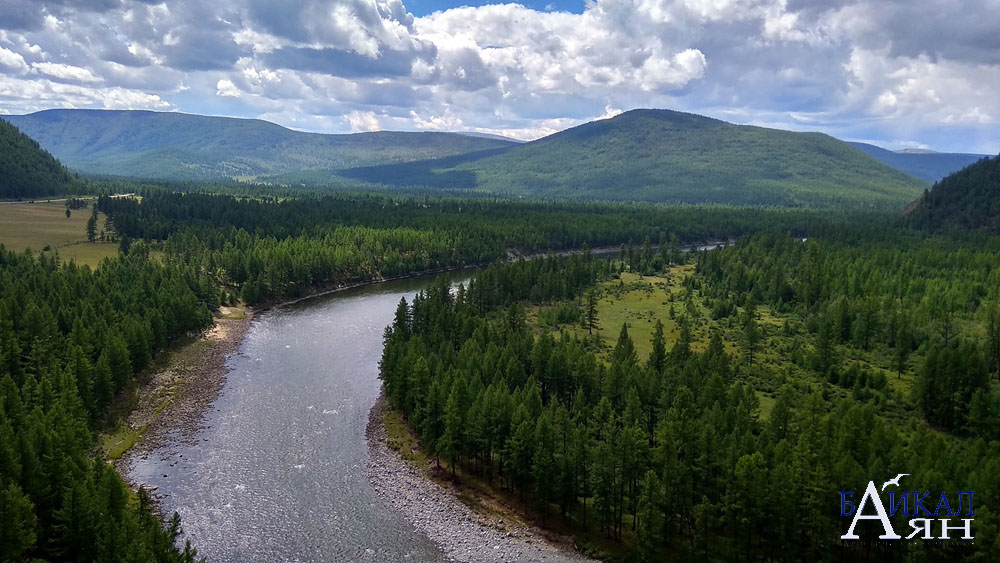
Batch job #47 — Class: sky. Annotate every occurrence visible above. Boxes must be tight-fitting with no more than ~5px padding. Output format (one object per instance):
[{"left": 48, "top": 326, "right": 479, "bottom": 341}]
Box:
[{"left": 0, "top": 0, "right": 998, "bottom": 153}]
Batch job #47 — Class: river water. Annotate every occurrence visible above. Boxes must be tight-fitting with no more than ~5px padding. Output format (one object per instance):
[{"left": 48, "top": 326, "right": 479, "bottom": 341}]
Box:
[{"left": 129, "top": 272, "right": 474, "bottom": 562}]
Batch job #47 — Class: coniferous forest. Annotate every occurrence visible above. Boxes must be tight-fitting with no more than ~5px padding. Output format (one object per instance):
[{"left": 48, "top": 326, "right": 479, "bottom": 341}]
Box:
[
  {"left": 0, "top": 246, "right": 211, "bottom": 561},
  {"left": 1, "top": 115, "right": 999, "bottom": 561},
  {"left": 378, "top": 233, "right": 1000, "bottom": 561},
  {"left": 2, "top": 178, "right": 1000, "bottom": 560},
  {"left": 0, "top": 121, "right": 84, "bottom": 199}
]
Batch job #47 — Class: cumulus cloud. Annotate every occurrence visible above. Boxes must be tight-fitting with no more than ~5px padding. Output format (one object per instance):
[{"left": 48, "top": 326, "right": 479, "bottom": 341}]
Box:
[
  {"left": 0, "top": 0, "right": 996, "bottom": 152},
  {"left": 410, "top": 108, "right": 462, "bottom": 130},
  {"left": 345, "top": 109, "right": 382, "bottom": 132},
  {"left": 0, "top": 46, "right": 29, "bottom": 73},
  {"left": 32, "top": 62, "right": 102, "bottom": 82},
  {"left": 216, "top": 78, "right": 241, "bottom": 97}
]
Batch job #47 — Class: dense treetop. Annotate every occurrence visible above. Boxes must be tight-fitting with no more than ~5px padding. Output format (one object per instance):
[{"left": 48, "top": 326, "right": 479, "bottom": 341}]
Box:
[
  {"left": 907, "top": 154, "right": 1000, "bottom": 232},
  {"left": 0, "top": 120, "right": 83, "bottom": 199},
  {"left": 97, "top": 190, "right": 913, "bottom": 306},
  {"left": 0, "top": 245, "right": 213, "bottom": 562},
  {"left": 379, "top": 234, "right": 1000, "bottom": 561}
]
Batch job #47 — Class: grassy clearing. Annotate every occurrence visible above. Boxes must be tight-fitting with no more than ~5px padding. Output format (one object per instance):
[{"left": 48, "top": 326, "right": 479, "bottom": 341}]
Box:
[
  {"left": 533, "top": 265, "right": 734, "bottom": 362},
  {"left": 99, "top": 424, "right": 146, "bottom": 460},
  {"left": 0, "top": 200, "right": 119, "bottom": 268},
  {"left": 530, "top": 262, "right": 926, "bottom": 427},
  {"left": 383, "top": 406, "right": 429, "bottom": 467},
  {"left": 218, "top": 306, "right": 247, "bottom": 320}
]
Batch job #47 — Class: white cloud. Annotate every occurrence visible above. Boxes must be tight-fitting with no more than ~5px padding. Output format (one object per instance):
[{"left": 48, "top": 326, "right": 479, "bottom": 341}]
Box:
[
  {"left": 599, "top": 105, "right": 623, "bottom": 120},
  {"left": 31, "top": 61, "right": 102, "bottom": 82},
  {"left": 0, "top": 45, "right": 29, "bottom": 73},
  {"left": 216, "top": 78, "right": 241, "bottom": 97},
  {"left": 638, "top": 49, "right": 707, "bottom": 91},
  {"left": 345, "top": 109, "right": 381, "bottom": 132},
  {"left": 410, "top": 108, "right": 462, "bottom": 130},
  {"left": 0, "top": 74, "right": 168, "bottom": 112},
  {"left": 844, "top": 47, "right": 1000, "bottom": 126}
]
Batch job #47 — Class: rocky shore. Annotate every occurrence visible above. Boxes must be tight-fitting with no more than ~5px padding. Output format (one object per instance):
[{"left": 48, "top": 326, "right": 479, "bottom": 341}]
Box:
[
  {"left": 112, "top": 305, "right": 254, "bottom": 477},
  {"left": 366, "top": 396, "right": 596, "bottom": 563}
]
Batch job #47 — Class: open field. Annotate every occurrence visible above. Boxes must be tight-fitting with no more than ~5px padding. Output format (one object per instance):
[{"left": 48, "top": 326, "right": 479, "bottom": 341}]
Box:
[{"left": 0, "top": 199, "right": 119, "bottom": 267}]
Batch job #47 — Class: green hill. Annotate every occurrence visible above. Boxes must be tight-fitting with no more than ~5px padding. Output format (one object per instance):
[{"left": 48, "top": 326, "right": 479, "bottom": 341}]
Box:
[
  {"left": 0, "top": 119, "right": 83, "bottom": 198},
  {"left": 906, "top": 154, "right": 1000, "bottom": 232},
  {"left": 343, "top": 109, "right": 928, "bottom": 210},
  {"left": 847, "top": 141, "right": 987, "bottom": 183},
  {"left": 3, "top": 108, "right": 931, "bottom": 210},
  {"left": 2, "top": 109, "right": 515, "bottom": 182}
]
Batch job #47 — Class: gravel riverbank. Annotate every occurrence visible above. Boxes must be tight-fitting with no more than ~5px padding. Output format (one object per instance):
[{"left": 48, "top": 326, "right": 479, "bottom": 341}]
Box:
[
  {"left": 113, "top": 306, "right": 254, "bottom": 479},
  {"left": 366, "top": 396, "right": 597, "bottom": 563}
]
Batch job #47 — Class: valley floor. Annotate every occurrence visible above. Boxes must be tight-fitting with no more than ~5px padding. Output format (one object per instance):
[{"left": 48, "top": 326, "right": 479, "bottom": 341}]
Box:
[{"left": 0, "top": 198, "right": 119, "bottom": 267}]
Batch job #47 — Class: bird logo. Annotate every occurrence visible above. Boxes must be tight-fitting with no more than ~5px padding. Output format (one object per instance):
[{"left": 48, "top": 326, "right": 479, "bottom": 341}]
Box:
[{"left": 881, "top": 473, "right": 910, "bottom": 491}]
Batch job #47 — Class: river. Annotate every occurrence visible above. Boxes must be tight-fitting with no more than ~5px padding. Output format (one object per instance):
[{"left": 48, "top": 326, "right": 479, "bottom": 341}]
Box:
[{"left": 129, "top": 272, "right": 478, "bottom": 562}]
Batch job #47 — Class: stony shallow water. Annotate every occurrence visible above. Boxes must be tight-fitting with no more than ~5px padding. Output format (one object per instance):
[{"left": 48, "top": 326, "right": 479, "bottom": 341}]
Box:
[{"left": 129, "top": 273, "right": 477, "bottom": 562}]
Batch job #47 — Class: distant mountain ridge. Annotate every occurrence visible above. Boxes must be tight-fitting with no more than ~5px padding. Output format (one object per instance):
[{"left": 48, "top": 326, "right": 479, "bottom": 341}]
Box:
[
  {"left": 3, "top": 107, "right": 936, "bottom": 210},
  {"left": 847, "top": 142, "right": 987, "bottom": 183},
  {"left": 345, "top": 109, "right": 928, "bottom": 210},
  {"left": 2, "top": 109, "right": 516, "bottom": 182}
]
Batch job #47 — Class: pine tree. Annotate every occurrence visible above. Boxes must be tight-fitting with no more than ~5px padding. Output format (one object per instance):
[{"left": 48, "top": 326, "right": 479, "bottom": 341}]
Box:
[
  {"left": 86, "top": 204, "right": 98, "bottom": 243},
  {"left": 741, "top": 297, "right": 761, "bottom": 367},
  {"left": 985, "top": 301, "right": 1000, "bottom": 380},
  {"left": 532, "top": 413, "right": 556, "bottom": 520},
  {"left": 93, "top": 353, "right": 114, "bottom": 413},
  {"left": 648, "top": 320, "right": 666, "bottom": 374},
  {"left": 635, "top": 470, "right": 664, "bottom": 561},
  {"left": 812, "top": 315, "right": 838, "bottom": 378},
  {"left": 585, "top": 289, "right": 599, "bottom": 335},
  {"left": 0, "top": 483, "right": 36, "bottom": 561},
  {"left": 440, "top": 383, "right": 463, "bottom": 475},
  {"left": 507, "top": 419, "right": 535, "bottom": 498},
  {"left": 612, "top": 323, "right": 637, "bottom": 368},
  {"left": 894, "top": 313, "right": 911, "bottom": 379}
]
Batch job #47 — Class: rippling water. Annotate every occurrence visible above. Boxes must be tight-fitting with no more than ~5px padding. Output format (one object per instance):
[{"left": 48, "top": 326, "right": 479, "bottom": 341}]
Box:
[{"left": 130, "top": 273, "right": 472, "bottom": 562}]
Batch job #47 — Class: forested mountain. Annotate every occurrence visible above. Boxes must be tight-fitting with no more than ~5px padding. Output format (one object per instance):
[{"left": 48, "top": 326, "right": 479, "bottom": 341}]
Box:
[
  {"left": 0, "top": 119, "right": 83, "bottom": 198},
  {"left": 907, "top": 154, "right": 1000, "bottom": 231},
  {"left": 343, "top": 109, "right": 927, "bottom": 210},
  {"left": 1, "top": 110, "right": 515, "bottom": 182},
  {"left": 6, "top": 108, "right": 929, "bottom": 210},
  {"left": 848, "top": 141, "right": 987, "bottom": 183}
]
